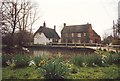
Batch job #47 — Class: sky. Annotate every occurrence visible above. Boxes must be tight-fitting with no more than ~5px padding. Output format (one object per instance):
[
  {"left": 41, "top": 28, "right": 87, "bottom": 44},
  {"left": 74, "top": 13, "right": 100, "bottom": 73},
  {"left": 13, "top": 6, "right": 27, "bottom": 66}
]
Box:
[{"left": 32, "top": 0, "right": 119, "bottom": 39}]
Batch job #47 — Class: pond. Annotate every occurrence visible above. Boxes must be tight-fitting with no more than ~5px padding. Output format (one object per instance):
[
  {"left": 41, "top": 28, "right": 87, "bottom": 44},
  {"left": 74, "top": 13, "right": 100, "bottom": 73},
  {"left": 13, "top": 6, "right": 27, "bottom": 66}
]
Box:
[
  {"left": 2, "top": 47, "right": 95, "bottom": 59},
  {"left": 29, "top": 47, "right": 95, "bottom": 60}
]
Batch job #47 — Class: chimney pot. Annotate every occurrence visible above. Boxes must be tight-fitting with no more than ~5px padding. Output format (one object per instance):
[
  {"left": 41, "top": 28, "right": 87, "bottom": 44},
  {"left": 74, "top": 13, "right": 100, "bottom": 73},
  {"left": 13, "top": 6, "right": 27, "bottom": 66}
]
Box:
[
  {"left": 43, "top": 21, "right": 46, "bottom": 27},
  {"left": 54, "top": 25, "right": 56, "bottom": 30},
  {"left": 64, "top": 23, "right": 66, "bottom": 27}
]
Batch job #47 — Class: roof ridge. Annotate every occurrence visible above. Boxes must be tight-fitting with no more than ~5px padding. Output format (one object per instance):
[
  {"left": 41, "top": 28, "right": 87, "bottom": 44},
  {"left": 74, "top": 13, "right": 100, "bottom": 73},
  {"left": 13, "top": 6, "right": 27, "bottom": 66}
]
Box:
[
  {"left": 40, "top": 26, "right": 54, "bottom": 30},
  {"left": 66, "top": 24, "right": 90, "bottom": 27}
]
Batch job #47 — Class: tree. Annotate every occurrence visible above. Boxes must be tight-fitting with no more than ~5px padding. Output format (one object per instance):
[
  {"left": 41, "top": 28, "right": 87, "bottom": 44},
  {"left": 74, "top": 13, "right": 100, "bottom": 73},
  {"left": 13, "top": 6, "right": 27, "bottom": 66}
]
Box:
[
  {"left": 1, "top": 0, "right": 40, "bottom": 47},
  {"left": 111, "top": 20, "right": 120, "bottom": 45},
  {"left": 116, "top": 20, "right": 120, "bottom": 38}
]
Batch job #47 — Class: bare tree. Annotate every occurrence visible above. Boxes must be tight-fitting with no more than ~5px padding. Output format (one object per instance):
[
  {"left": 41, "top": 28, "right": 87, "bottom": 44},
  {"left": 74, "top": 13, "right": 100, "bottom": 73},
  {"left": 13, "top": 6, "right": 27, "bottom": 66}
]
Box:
[
  {"left": 1, "top": 0, "right": 40, "bottom": 47},
  {"left": 116, "top": 20, "right": 120, "bottom": 38}
]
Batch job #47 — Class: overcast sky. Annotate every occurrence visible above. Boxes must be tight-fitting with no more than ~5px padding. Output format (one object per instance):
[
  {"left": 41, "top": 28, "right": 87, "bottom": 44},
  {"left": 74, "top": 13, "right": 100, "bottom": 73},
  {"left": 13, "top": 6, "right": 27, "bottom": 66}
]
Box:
[{"left": 33, "top": 0, "right": 119, "bottom": 38}]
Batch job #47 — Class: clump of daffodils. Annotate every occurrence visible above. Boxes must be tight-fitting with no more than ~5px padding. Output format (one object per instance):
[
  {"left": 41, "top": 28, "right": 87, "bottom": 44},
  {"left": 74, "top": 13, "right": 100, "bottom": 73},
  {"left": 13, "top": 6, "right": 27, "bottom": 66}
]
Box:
[
  {"left": 38, "top": 60, "right": 46, "bottom": 67},
  {"left": 6, "top": 59, "right": 15, "bottom": 68}
]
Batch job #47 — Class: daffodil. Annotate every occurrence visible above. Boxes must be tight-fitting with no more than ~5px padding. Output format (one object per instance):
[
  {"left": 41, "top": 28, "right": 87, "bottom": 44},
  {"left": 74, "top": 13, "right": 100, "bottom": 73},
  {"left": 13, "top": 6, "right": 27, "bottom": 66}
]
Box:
[{"left": 38, "top": 60, "right": 46, "bottom": 66}]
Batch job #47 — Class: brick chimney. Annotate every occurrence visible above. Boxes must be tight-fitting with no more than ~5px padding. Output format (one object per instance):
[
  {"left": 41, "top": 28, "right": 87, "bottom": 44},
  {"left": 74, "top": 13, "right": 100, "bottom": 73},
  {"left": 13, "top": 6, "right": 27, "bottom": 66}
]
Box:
[
  {"left": 54, "top": 25, "right": 56, "bottom": 30},
  {"left": 64, "top": 23, "right": 66, "bottom": 27},
  {"left": 43, "top": 21, "right": 46, "bottom": 27}
]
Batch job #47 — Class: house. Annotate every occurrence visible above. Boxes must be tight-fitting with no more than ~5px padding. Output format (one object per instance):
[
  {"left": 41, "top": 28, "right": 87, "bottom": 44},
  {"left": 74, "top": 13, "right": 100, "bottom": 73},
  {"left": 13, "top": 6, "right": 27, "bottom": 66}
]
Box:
[
  {"left": 61, "top": 23, "right": 101, "bottom": 44},
  {"left": 34, "top": 22, "right": 60, "bottom": 45}
]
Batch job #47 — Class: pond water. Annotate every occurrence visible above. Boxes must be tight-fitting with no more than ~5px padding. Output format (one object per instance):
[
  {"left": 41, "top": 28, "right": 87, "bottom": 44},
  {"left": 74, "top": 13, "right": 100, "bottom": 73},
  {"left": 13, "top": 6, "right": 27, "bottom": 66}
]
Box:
[
  {"left": 28, "top": 47, "right": 95, "bottom": 57},
  {"left": 2, "top": 47, "right": 95, "bottom": 59}
]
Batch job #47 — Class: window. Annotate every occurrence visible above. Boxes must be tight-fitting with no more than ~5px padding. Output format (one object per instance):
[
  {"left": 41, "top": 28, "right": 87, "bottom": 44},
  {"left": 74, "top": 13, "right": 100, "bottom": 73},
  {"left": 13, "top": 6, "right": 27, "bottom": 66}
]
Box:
[
  {"left": 65, "top": 39, "right": 68, "bottom": 43},
  {"left": 84, "top": 33, "right": 86, "bottom": 36},
  {"left": 79, "top": 40, "right": 81, "bottom": 43},
  {"left": 78, "top": 33, "right": 81, "bottom": 37},
  {"left": 72, "top": 39, "right": 75, "bottom": 43},
  {"left": 72, "top": 33, "right": 74, "bottom": 37}
]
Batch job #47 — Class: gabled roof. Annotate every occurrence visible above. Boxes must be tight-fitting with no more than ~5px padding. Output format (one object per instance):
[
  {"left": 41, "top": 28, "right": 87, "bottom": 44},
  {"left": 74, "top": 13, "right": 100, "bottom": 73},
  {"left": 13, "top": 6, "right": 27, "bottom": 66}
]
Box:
[
  {"left": 34, "top": 26, "right": 60, "bottom": 39},
  {"left": 61, "top": 24, "right": 91, "bottom": 33}
]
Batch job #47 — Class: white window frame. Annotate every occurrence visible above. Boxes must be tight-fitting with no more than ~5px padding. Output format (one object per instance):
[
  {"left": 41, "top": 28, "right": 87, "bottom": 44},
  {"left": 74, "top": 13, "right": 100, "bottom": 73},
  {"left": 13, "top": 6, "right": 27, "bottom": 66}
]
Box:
[
  {"left": 72, "top": 33, "right": 74, "bottom": 37},
  {"left": 84, "top": 33, "right": 86, "bottom": 36},
  {"left": 78, "top": 33, "right": 81, "bottom": 37}
]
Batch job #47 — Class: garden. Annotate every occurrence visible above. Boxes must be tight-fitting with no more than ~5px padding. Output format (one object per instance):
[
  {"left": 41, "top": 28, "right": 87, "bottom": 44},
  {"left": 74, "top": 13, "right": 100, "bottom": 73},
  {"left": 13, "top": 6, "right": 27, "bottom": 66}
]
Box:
[{"left": 2, "top": 49, "right": 120, "bottom": 80}]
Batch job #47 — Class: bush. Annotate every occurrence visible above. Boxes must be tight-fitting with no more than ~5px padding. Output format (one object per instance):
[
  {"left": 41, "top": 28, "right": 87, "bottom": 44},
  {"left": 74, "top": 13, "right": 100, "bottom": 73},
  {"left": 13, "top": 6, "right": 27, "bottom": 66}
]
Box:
[
  {"left": 71, "top": 55, "right": 84, "bottom": 67},
  {"left": 71, "top": 53, "right": 120, "bottom": 67},
  {"left": 40, "top": 56, "right": 69, "bottom": 79},
  {"left": 10, "top": 54, "right": 31, "bottom": 68},
  {"left": 2, "top": 54, "right": 13, "bottom": 67},
  {"left": 33, "top": 55, "right": 48, "bottom": 67},
  {"left": 105, "top": 54, "right": 120, "bottom": 65},
  {"left": 71, "top": 54, "right": 106, "bottom": 67}
]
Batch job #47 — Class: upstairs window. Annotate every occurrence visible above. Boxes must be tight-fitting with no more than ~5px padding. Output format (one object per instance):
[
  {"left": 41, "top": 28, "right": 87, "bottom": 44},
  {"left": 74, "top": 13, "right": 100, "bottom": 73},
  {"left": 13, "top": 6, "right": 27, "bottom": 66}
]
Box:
[
  {"left": 84, "top": 33, "right": 86, "bottom": 36},
  {"left": 78, "top": 33, "right": 81, "bottom": 37},
  {"left": 72, "top": 33, "right": 74, "bottom": 37}
]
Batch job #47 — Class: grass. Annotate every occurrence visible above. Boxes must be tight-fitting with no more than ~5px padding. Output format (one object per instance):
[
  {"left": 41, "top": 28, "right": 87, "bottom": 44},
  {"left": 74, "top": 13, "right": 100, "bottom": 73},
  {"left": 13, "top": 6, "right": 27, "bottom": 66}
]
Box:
[
  {"left": 2, "top": 66, "right": 44, "bottom": 79},
  {"left": 2, "top": 64, "right": 119, "bottom": 79},
  {"left": 2, "top": 50, "right": 120, "bottom": 79},
  {"left": 67, "top": 65, "right": 119, "bottom": 79}
]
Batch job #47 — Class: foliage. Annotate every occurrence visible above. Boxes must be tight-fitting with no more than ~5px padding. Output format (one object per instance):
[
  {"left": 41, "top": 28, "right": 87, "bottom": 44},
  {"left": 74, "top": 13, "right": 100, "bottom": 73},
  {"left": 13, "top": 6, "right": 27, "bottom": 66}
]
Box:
[
  {"left": 39, "top": 56, "right": 69, "bottom": 79},
  {"left": 1, "top": 0, "right": 39, "bottom": 47},
  {"left": 71, "top": 55, "right": 84, "bottom": 67},
  {"left": 2, "top": 66, "right": 43, "bottom": 79},
  {"left": 2, "top": 54, "right": 13, "bottom": 67},
  {"left": 2, "top": 51, "right": 120, "bottom": 79},
  {"left": 14, "top": 54, "right": 31, "bottom": 68},
  {"left": 83, "top": 54, "right": 103, "bottom": 67},
  {"left": 71, "top": 53, "right": 119, "bottom": 67},
  {"left": 2, "top": 65, "right": 119, "bottom": 79},
  {"left": 7, "top": 54, "right": 32, "bottom": 68},
  {"left": 105, "top": 54, "right": 120, "bottom": 65},
  {"left": 2, "top": 31, "right": 33, "bottom": 47},
  {"left": 67, "top": 65, "right": 119, "bottom": 79},
  {"left": 33, "top": 55, "right": 48, "bottom": 67}
]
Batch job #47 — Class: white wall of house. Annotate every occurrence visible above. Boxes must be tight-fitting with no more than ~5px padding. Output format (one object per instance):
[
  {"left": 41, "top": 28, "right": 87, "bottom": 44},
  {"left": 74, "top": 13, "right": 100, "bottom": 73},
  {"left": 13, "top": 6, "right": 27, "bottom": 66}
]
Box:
[{"left": 34, "top": 33, "right": 52, "bottom": 45}]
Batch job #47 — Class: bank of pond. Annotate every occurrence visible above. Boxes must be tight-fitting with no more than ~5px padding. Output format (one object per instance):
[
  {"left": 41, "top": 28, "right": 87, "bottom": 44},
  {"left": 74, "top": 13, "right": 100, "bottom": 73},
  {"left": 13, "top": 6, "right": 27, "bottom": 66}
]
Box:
[{"left": 2, "top": 50, "right": 120, "bottom": 79}]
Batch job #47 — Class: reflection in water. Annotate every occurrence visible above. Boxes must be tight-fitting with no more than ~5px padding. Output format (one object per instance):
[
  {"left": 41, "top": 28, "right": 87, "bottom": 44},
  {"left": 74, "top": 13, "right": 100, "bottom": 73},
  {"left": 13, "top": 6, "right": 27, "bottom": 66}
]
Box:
[
  {"left": 29, "top": 48, "right": 95, "bottom": 59},
  {"left": 2, "top": 47, "right": 95, "bottom": 60}
]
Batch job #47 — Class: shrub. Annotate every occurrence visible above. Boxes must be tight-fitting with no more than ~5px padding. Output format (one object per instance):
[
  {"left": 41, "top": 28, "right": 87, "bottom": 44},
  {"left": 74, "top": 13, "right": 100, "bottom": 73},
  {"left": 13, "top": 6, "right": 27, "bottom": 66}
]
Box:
[
  {"left": 71, "top": 55, "right": 84, "bottom": 67},
  {"left": 83, "top": 55, "right": 96, "bottom": 67},
  {"left": 71, "top": 54, "right": 106, "bottom": 67},
  {"left": 33, "top": 55, "right": 48, "bottom": 67},
  {"left": 2, "top": 54, "right": 13, "bottom": 67},
  {"left": 11, "top": 54, "right": 31, "bottom": 68},
  {"left": 105, "top": 54, "right": 120, "bottom": 65},
  {"left": 94, "top": 54, "right": 105, "bottom": 67},
  {"left": 40, "top": 56, "right": 69, "bottom": 79}
]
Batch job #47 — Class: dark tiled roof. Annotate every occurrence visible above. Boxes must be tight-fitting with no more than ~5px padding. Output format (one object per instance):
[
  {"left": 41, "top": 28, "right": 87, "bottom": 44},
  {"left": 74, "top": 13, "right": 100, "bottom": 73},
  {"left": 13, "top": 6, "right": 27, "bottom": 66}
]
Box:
[
  {"left": 61, "top": 24, "right": 91, "bottom": 33},
  {"left": 34, "top": 26, "right": 60, "bottom": 39}
]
